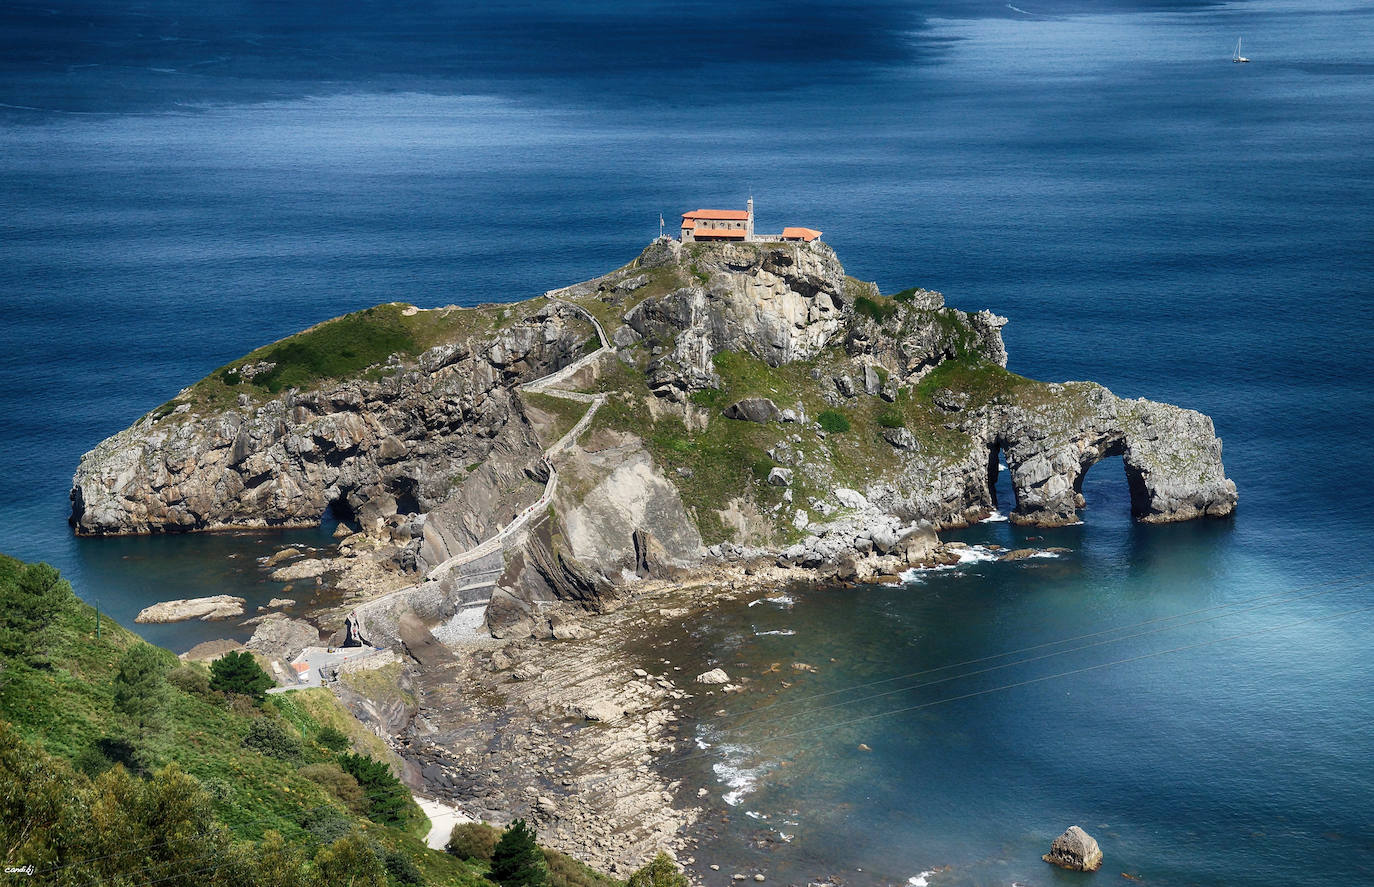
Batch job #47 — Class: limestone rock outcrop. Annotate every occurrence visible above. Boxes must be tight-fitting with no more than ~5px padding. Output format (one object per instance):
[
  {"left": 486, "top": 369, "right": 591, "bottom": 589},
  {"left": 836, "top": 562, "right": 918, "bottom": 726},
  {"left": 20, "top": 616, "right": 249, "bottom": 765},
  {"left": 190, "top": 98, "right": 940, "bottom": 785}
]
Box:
[
  {"left": 868, "top": 382, "right": 1237, "bottom": 529},
  {"left": 485, "top": 430, "right": 701, "bottom": 636},
  {"left": 70, "top": 303, "right": 594, "bottom": 536},
  {"left": 618, "top": 240, "right": 853, "bottom": 401},
  {"left": 1043, "top": 825, "right": 1103, "bottom": 871},
  {"left": 245, "top": 615, "right": 319, "bottom": 661},
  {"left": 135, "top": 595, "right": 245, "bottom": 623}
]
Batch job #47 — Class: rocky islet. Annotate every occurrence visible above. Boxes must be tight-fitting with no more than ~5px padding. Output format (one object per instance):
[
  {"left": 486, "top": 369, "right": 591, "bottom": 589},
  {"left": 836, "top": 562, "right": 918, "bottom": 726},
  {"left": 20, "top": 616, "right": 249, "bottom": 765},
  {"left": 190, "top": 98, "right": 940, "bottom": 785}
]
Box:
[{"left": 69, "top": 238, "right": 1237, "bottom": 874}]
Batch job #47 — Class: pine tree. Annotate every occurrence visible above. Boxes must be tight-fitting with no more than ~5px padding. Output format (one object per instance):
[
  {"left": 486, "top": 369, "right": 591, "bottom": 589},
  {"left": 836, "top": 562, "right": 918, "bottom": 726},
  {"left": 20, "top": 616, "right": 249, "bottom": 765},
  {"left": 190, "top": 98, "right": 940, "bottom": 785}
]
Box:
[
  {"left": 489, "top": 818, "right": 549, "bottom": 887},
  {"left": 336, "top": 752, "right": 411, "bottom": 826},
  {"left": 112, "top": 644, "right": 169, "bottom": 734},
  {"left": 0, "top": 560, "right": 75, "bottom": 668},
  {"left": 208, "top": 650, "right": 274, "bottom": 699}
]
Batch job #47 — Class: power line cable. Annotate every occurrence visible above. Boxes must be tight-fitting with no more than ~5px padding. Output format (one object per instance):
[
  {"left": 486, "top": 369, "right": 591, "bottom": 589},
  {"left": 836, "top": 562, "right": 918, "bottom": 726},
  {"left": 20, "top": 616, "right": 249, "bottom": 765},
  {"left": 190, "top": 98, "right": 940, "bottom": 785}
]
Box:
[
  {"left": 717, "top": 577, "right": 1373, "bottom": 734},
  {"left": 716, "top": 570, "right": 1374, "bottom": 722},
  {"left": 30, "top": 573, "right": 1374, "bottom": 879},
  {"left": 669, "top": 602, "right": 1374, "bottom": 769}
]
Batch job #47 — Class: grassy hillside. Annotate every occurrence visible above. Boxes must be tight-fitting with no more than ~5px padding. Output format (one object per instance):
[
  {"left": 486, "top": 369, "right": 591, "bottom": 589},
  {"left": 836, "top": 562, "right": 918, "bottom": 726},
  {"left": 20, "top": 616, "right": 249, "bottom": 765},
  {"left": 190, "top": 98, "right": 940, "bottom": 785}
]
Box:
[
  {"left": 158, "top": 299, "right": 596, "bottom": 417},
  {"left": 0, "top": 555, "right": 621, "bottom": 887}
]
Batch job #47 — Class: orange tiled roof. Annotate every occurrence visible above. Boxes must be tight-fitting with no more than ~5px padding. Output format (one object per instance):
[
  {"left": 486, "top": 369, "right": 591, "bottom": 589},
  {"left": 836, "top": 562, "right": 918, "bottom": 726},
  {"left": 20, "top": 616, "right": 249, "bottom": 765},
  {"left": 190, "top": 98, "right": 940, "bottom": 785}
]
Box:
[
  {"left": 692, "top": 228, "right": 747, "bottom": 239},
  {"left": 683, "top": 209, "right": 750, "bottom": 221},
  {"left": 781, "top": 227, "right": 822, "bottom": 241},
  {"left": 680, "top": 218, "right": 696, "bottom": 230}
]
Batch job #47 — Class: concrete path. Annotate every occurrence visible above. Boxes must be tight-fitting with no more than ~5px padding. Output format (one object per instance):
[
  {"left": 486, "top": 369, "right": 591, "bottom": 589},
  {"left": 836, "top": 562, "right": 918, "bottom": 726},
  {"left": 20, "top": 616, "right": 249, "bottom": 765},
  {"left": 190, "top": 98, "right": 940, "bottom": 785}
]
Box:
[
  {"left": 415, "top": 795, "right": 474, "bottom": 850},
  {"left": 424, "top": 298, "right": 610, "bottom": 582},
  {"left": 266, "top": 645, "right": 385, "bottom": 692}
]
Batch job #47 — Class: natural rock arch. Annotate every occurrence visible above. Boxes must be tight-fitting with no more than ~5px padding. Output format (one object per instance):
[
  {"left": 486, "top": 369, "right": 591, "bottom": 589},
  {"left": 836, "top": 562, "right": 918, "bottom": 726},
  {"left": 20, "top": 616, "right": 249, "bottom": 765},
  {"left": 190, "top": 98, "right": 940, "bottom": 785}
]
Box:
[{"left": 992, "top": 394, "right": 1236, "bottom": 527}]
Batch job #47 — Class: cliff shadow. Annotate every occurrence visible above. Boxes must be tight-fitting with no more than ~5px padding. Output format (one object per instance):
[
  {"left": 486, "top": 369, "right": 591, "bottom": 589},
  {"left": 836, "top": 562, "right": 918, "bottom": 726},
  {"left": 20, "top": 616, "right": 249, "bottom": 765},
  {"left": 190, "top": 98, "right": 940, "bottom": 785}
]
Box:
[{"left": 325, "top": 496, "right": 358, "bottom": 533}]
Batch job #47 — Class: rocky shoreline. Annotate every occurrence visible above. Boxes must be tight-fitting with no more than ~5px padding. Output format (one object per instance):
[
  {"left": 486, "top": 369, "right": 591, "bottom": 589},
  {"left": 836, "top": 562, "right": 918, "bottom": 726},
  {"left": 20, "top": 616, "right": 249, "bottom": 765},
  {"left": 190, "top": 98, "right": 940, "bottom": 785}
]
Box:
[
  {"left": 72, "top": 237, "right": 1239, "bottom": 880},
  {"left": 313, "top": 533, "right": 1038, "bottom": 878}
]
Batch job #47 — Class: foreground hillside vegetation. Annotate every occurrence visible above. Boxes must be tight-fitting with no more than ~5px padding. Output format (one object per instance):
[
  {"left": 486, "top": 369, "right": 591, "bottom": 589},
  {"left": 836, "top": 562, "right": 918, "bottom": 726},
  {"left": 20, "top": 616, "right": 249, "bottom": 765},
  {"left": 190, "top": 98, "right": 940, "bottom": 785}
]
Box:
[{"left": 0, "top": 555, "right": 631, "bottom": 887}]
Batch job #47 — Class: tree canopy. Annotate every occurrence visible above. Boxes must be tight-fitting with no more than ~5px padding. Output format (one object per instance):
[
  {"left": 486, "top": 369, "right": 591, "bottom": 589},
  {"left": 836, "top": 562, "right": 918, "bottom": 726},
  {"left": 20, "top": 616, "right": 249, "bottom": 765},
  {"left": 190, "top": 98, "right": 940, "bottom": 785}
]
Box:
[
  {"left": 627, "top": 853, "right": 689, "bottom": 887},
  {"left": 489, "top": 818, "right": 549, "bottom": 887},
  {"left": 208, "top": 650, "right": 273, "bottom": 699}
]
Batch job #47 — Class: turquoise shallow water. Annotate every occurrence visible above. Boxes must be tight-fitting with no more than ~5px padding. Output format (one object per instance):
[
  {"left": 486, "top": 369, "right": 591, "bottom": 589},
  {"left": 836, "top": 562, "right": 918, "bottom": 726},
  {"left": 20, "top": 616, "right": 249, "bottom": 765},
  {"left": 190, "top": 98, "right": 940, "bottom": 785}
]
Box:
[
  {"left": 660, "top": 466, "right": 1373, "bottom": 885},
  {"left": 1, "top": 0, "right": 1371, "bottom": 882}
]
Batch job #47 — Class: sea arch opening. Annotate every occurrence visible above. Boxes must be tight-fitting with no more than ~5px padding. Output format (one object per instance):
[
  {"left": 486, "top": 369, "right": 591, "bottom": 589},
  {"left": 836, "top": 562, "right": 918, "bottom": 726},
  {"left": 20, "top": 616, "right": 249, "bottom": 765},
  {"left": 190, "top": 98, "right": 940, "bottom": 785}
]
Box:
[
  {"left": 1072, "top": 442, "right": 1152, "bottom": 521},
  {"left": 987, "top": 443, "right": 1017, "bottom": 514}
]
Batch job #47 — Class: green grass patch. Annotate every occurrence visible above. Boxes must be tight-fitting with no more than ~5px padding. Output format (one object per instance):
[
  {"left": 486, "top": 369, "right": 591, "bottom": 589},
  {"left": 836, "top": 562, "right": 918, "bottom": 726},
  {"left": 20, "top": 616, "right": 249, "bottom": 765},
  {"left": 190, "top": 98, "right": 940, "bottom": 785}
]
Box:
[
  {"left": 166, "top": 299, "right": 593, "bottom": 418},
  {"left": 853, "top": 295, "right": 898, "bottom": 324},
  {"left": 521, "top": 391, "right": 592, "bottom": 446},
  {"left": 876, "top": 408, "right": 905, "bottom": 429},
  {"left": 229, "top": 305, "right": 419, "bottom": 394},
  {"left": 817, "top": 410, "right": 851, "bottom": 433}
]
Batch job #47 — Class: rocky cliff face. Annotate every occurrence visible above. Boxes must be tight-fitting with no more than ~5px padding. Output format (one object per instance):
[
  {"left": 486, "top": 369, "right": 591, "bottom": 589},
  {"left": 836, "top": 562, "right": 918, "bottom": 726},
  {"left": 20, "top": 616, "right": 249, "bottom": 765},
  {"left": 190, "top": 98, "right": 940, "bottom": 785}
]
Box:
[
  {"left": 613, "top": 239, "right": 852, "bottom": 400},
  {"left": 71, "top": 239, "right": 1236, "bottom": 641},
  {"left": 70, "top": 302, "right": 594, "bottom": 537}
]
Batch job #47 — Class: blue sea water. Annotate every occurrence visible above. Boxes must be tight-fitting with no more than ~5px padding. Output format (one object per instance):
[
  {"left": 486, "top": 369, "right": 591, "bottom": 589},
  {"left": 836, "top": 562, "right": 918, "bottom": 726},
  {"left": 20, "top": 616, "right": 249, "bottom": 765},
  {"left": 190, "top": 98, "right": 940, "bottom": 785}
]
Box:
[{"left": 1, "top": 0, "right": 1371, "bottom": 883}]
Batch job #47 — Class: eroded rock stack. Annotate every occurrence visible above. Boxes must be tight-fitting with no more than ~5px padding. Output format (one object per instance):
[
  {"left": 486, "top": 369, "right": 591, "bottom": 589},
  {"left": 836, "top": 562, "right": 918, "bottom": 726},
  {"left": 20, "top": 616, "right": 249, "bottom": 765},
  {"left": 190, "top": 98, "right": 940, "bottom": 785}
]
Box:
[{"left": 1043, "top": 825, "right": 1103, "bottom": 871}]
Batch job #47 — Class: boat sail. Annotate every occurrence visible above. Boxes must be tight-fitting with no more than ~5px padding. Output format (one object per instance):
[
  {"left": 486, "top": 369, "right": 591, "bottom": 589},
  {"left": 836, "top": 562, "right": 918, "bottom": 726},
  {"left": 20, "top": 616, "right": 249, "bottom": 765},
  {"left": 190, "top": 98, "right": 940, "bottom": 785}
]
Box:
[{"left": 1233, "top": 38, "right": 1250, "bottom": 63}]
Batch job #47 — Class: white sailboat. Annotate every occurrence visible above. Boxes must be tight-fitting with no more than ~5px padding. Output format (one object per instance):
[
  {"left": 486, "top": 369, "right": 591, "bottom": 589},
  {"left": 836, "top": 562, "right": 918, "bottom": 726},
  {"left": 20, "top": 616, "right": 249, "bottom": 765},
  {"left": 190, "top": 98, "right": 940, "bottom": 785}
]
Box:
[{"left": 1233, "top": 38, "right": 1250, "bottom": 63}]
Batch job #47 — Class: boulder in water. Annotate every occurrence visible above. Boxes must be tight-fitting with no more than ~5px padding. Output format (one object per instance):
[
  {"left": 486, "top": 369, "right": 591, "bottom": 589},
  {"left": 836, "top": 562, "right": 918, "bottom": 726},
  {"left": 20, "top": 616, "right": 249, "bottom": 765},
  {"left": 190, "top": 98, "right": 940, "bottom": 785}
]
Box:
[
  {"left": 136, "top": 595, "right": 245, "bottom": 623},
  {"left": 1042, "top": 825, "right": 1102, "bottom": 871}
]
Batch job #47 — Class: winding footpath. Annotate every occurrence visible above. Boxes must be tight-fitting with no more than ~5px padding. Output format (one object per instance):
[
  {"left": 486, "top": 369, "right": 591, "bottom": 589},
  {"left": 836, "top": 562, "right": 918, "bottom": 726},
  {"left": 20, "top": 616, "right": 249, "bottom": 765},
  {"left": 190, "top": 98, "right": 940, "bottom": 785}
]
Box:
[{"left": 424, "top": 298, "right": 610, "bottom": 584}]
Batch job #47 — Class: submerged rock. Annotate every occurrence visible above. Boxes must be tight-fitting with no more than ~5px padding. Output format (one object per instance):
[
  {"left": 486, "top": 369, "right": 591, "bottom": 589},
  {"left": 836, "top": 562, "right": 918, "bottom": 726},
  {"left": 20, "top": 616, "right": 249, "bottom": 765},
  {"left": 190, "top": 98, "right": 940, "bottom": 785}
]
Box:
[
  {"left": 1042, "top": 825, "right": 1103, "bottom": 872},
  {"left": 695, "top": 668, "right": 729, "bottom": 685}
]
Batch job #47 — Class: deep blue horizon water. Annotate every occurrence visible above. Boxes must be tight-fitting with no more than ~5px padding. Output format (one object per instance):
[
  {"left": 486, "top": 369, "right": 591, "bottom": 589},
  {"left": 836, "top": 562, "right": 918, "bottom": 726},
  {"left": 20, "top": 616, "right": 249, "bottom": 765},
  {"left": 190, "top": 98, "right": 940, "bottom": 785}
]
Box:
[{"left": 2, "top": 0, "right": 1371, "bottom": 883}]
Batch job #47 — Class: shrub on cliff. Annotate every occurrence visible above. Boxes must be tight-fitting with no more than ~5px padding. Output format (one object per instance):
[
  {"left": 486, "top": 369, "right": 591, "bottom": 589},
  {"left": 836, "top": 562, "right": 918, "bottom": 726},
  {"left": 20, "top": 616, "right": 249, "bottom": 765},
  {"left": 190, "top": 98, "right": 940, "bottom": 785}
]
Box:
[
  {"left": 168, "top": 663, "right": 211, "bottom": 697},
  {"left": 209, "top": 650, "right": 274, "bottom": 699},
  {"left": 242, "top": 717, "right": 303, "bottom": 762},
  {"left": 545, "top": 847, "right": 622, "bottom": 887},
  {"left": 337, "top": 752, "right": 412, "bottom": 827},
  {"left": 447, "top": 821, "right": 500, "bottom": 861},
  {"left": 489, "top": 818, "right": 549, "bottom": 887},
  {"left": 876, "top": 408, "right": 905, "bottom": 429},
  {"left": 299, "top": 762, "right": 366, "bottom": 812},
  {"left": 854, "top": 295, "right": 897, "bottom": 323},
  {"left": 300, "top": 803, "right": 355, "bottom": 843},
  {"left": 314, "top": 831, "right": 388, "bottom": 887},
  {"left": 627, "top": 852, "right": 689, "bottom": 887},
  {"left": 315, "top": 724, "right": 350, "bottom": 751},
  {"left": 380, "top": 841, "right": 426, "bottom": 886}
]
